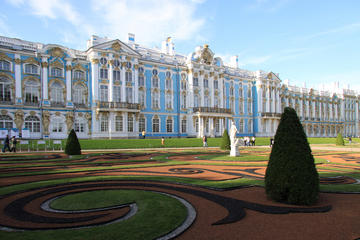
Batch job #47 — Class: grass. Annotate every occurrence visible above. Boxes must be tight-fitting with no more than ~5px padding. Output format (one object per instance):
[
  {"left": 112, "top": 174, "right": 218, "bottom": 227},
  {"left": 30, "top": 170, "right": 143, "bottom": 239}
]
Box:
[{"left": 0, "top": 189, "right": 187, "bottom": 240}]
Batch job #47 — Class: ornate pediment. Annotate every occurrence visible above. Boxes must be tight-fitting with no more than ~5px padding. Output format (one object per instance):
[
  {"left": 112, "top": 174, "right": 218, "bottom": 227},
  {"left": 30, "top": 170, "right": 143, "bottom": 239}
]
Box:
[
  {"left": 24, "top": 57, "right": 39, "bottom": 65},
  {"left": 50, "top": 47, "right": 65, "bottom": 58},
  {"left": 0, "top": 52, "right": 12, "bottom": 61},
  {"left": 50, "top": 59, "right": 64, "bottom": 68},
  {"left": 90, "top": 40, "right": 141, "bottom": 57}
]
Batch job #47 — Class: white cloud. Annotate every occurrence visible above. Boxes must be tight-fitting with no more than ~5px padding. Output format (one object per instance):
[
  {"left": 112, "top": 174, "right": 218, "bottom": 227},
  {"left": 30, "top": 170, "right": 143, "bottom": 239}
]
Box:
[{"left": 90, "top": 0, "right": 206, "bottom": 45}]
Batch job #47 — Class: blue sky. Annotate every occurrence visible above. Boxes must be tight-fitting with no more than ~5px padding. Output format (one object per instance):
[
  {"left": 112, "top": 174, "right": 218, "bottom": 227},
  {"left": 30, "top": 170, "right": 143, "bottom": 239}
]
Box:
[{"left": 1, "top": 0, "right": 360, "bottom": 90}]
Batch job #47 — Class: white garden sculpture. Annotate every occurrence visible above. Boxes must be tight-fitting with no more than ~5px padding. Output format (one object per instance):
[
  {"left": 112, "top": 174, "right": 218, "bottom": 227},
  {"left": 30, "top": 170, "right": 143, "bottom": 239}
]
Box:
[{"left": 229, "top": 121, "right": 240, "bottom": 157}]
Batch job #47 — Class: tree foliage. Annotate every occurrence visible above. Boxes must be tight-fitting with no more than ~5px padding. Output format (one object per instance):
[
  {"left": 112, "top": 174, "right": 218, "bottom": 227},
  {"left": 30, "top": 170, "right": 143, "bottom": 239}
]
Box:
[
  {"left": 220, "top": 130, "right": 231, "bottom": 150},
  {"left": 265, "top": 107, "right": 319, "bottom": 205},
  {"left": 336, "top": 133, "right": 345, "bottom": 146},
  {"left": 65, "top": 129, "right": 82, "bottom": 155}
]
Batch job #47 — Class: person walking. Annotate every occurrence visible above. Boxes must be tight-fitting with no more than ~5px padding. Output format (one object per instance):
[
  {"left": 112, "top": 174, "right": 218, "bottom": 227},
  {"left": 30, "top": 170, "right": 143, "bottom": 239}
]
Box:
[
  {"left": 203, "top": 135, "right": 208, "bottom": 147},
  {"left": 10, "top": 136, "right": 17, "bottom": 152},
  {"left": 2, "top": 135, "right": 11, "bottom": 153},
  {"left": 251, "top": 136, "right": 256, "bottom": 146},
  {"left": 142, "top": 130, "right": 146, "bottom": 139},
  {"left": 161, "top": 137, "right": 165, "bottom": 147}
]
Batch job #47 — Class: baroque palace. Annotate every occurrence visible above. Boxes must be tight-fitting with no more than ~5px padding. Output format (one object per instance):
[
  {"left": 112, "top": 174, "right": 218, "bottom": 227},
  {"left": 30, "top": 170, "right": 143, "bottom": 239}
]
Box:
[{"left": 0, "top": 34, "right": 359, "bottom": 139}]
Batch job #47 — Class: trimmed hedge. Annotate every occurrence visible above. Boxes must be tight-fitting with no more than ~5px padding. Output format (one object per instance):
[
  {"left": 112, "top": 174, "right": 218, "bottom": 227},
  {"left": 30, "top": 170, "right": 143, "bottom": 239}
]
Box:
[
  {"left": 336, "top": 133, "right": 345, "bottom": 146},
  {"left": 265, "top": 107, "right": 319, "bottom": 205},
  {"left": 65, "top": 129, "right": 82, "bottom": 155},
  {"left": 220, "top": 130, "right": 231, "bottom": 150}
]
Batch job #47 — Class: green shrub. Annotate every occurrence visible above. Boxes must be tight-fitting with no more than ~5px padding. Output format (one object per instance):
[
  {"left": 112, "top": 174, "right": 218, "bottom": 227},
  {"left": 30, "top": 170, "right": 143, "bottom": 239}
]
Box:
[
  {"left": 65, "top": 129, "right": 82, "bottom": 155},
  {"left": 265, "top": 107, "right": 319, "bottom": 205},
  {"left": 336, "top": 133, "right": 344, "bottom": 146},
  {"left": 220, "top": 130, "right": 231, "bottom": 150}
]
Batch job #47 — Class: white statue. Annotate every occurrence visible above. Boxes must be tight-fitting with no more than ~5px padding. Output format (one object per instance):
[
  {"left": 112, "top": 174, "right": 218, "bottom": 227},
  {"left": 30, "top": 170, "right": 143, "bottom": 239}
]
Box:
[{"left": 230, "top": 121, "right": 240, "bottom": 156}]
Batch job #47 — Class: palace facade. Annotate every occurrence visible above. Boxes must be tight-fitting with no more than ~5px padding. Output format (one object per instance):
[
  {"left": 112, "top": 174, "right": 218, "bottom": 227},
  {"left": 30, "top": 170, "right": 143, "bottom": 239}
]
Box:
[{"left": 0, "top": 34, "right": 359, "bottom": 139}]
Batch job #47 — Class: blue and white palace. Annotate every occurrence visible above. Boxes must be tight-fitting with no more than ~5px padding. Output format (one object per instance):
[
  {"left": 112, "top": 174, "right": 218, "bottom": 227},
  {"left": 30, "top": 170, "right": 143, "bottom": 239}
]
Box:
[{"left": 0, "top": 34, "right": 359, "bottom": 139}]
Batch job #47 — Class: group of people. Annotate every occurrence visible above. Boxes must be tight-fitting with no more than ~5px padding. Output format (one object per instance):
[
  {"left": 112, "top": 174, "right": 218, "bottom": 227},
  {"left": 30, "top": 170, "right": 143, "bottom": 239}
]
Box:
[
  {"left": 2, "top": 135, "right": 17, "bottom": 153},
  {"left": 242, "top": 136, "right": 256, "bottom": 146}
]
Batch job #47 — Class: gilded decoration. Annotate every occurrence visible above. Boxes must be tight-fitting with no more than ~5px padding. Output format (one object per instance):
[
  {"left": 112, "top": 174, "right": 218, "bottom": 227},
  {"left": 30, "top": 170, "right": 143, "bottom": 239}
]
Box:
[
  {"left": 14, "top": 110, "right": 24, "bottom": 130},
  {"left": 101, "top": 52, "right": 107, "bottom": 57},
  {"left": 219, "top": 73, "right": 224, "bottom": 78},
  {"left": 30, "top": 111, "right": 36, "bottom": 116},
  {"left": 204, "top": 89, "right": 209, "bottom": 96},
  {"left": 24, "top": 57, "right": 39, "bottom": 65},
  {"left": 112, "top": 42, "right": 122, "bottom": 51},
  {"left": 0, "top": 52, "right": 12, "bottom": 62},
  {"left": 194, "top": 72, "right": 198, "bottom": 77},
  {"left": 109, "top": 60, "right": 114, "bottom": 66},
  {"left": 126, "top": 56, "right": 131, "bottom": 61},
  {"left": 199, "top": 70, "right": 204, "bottom": 76},
  {"left": 134, "top": 64, "right": 139, "bottom": 70},
  {"left": 65, "top": 112, "right": 74, "bottom": 133},
  {"left": 126, "top": 82, "right": 132, "bottom": 87},
  {"left": 14, "top": 58, "right": 21, "bottom": 65},
  {"left": 91, "top": 58, "right": 99, "bottom": 64},
  {"left": 210, "top": 72, "right": 214, "bottom": 77},
  {"left": 55, "top": 112, "right": 60, "bottom": 116},
  {"left": 73, "top": 63, "right": 86, "bottom": 72},
  {"left": 50, "top": 60, "right": 64, "bottom": 69},
  {"left": 66, "top": 65, "right": 72, "bottom": 71},
  {"left": 41, "top": 62, "right": 48, "bottom": 68},
  {"left": 42, "top": 111, "right": 50, "bottom": 135},
  {"left": 121, "top": 62, "right": 127, "bottom": 67},
  {"left": 50, "top": 47, "right": 65, "bottom": 58},
  {"left": 187, "top": 69, "right": 193, "bottom": 74},
  {"left": 114, "top": 80, "right": 120, "bottom": 85},
  {"left": 200, "top": 44, "right": 214, "bottom": 65},
  {"left": 194, "top": 89, "right": 199, "bottom": 94},
  {"left": 78, "top": 112, "right": 83, "bottom": 117},
  {"left": 1, "top": 110, "right": 8, "bottom": 115}
]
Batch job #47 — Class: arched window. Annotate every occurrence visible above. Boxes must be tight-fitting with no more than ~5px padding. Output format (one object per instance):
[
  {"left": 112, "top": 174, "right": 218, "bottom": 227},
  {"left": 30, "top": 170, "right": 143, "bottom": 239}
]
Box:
[
  {"left": 73, "top": 84, "right": 86, "bottom": 105},
  {"left": 115, "top": 115, "right": 123, "bottom": 132},
  {"left": 139, "top": 116, "right": 145, "bottom": 133},
  {"left": 204, "top": 78, "right": 209, "bottom": 88},
  {"left": 166, "top": 78, "right": 172, "bottom": 89},
  {"left": 181, "top": 118, "right": 187, "bottom": 133},
  {"left": 152, "top": 91, "right": 160, "bottom": 109},
  {"left": 152, "top": 76, "right": 159, "bottom": 88},
  {"left": 214, "top": 96, "right": 219, "bottom": 108},
  {"left": 99, "top": 85, "right": 108, "bottom": 102},
  {"left": 51, "top": 67, "right": 63, "bottom": 77},
  {"left": 0, "top": 60, "right": 10, "bottom": 71},
  {"left": 24, "top": 79, "right": 40, "bottom": 104},
  {"left": 166, "top": 118, "right": 173, "bottom": 132},
  {"left": 181, "top": 93, "right": 186, "bottom": 109},
  {"left": 214, "top": 80, "right": 218, "bottom": 89},
  {"left": 51, "top": 81, "right": 64, "bottom": 104},
  {"left": 74, "top": 118, "right": 85, "bottom": 133},
  {"left": 25, "top": 116, "right": 40, "bottom": 132},
  {"left": 52, "top": 117, "right": 64, "bottom": 133},
  {"left": 127, "top": 114, "right": 134, "bottom": 132},
  {"left": 25, "top": 64, "right": 39, "bottom": 74},
  {"left": 125, "top": 71, "right": 132, "bottom": 83},
  {"left": 73, "top": 70, "right": 85, "bottom": 80},
  {"left": 126, "top": 87, "right": 132, "bottom": 103},
  {"left": 0, "top": 115, "right": 13, "bottom": 129},
  {"left": 0, "top": 76, "right": 12, "bottom": 102},
  {"left": 139, "top": 90, "right": 145, "bottom": 106},
  {"left": 100, "top": 114, "right": 108, "bottom": 132},
  {"left": 113, "top": 70, "right": 121, "bottom": 81},
  {"left": 166, "top": 92, "right": 172, "bottom": 109},
  {"left": 194, "top": 94, "right": 199, "bottom": 108},
  {"left": 215, "top": 119, "right": 220, "bottom": 133},
  {"left": 204, "top": 95, "right": 210, "bottom": 107},
  {"left": 113, "top": 85, "right": 121, "bottom": 102},
  {"left": 152, "top": 117, "right": 159, "bottom": 132}
]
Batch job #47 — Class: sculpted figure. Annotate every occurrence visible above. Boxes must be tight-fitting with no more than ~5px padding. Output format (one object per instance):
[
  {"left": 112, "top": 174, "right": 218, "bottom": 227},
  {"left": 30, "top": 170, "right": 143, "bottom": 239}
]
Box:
[
  {"left": 66, "top": 112, "right": 74, "bottom": 133},
  {"left": 85, "top": 112, "right": 92, "bottom": 134},
  {"left": 230, "top": 121, "right": 240, "bottom": 156},
  {"left": 42, "top": 111, "right": 50, "bottom": 135},
  {"left": 14, "top": 110, "right": 24, "bottom": 130}
]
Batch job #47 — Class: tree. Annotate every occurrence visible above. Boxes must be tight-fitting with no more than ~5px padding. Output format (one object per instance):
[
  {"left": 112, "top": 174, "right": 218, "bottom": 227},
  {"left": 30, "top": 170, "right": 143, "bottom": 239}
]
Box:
[
  {"left": 336, "top": 133, "right": 344, "bottom": 146},
  {"left": 265, "top": 107, "right": 319, "bottom": 205},
  {"left": 220, "top": 129, "right": 231, "bottom": 150},
  {"left": 65, "top": 129, "right": 82, "bottom": 155}
]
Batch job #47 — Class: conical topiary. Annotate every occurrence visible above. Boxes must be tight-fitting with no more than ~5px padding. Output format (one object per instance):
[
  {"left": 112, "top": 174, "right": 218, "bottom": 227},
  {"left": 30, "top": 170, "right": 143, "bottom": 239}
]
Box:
[
  {"left": 265, "top": 107, "right": 319, "bottom": 205},
  {"left": 336, "top": 133, "right": 344, "bottom": 146},
  {"left": 220, "top": 129, "right": 231, "bottom": 150},
  {"left": 65, "top": 129, "right": 81, "bottom": 155}
]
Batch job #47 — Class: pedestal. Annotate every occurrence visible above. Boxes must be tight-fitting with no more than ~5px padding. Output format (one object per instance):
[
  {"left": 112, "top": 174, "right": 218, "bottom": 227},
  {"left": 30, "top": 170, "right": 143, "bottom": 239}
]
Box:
[{"left": 230, "top": 143, "right": 240, "bottom": 157}]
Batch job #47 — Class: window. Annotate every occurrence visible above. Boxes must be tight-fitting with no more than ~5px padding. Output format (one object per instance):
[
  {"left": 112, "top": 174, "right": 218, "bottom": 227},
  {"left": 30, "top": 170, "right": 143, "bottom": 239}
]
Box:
[
  {"left": 181, "top": 81, "right": 187, "bottom": 90},
  {"left": 125, "top": 71, "right": 132, "bottom": 82},
  {"left": 0, "top": 115, "right": 13, "bottom": 129},
  {"left": 166, "top": 118, "right": 173, "bottom": 132},
  {"left": 139, "top": 117, "right": 145, "bottom": 133},
  {"left": 152, "top": 91, "right": 160, "bottom": 109},
  {"left": 126, "top": 62, "right": 132, "bottom": 69},
  {"left": 152, "top": 118, "right": 159, "bottom": 132},
  {"left": 214, "top": 80, "right": 218, "bottom": 89},
  {"left": 166, "top": 71, "right": 171, "bottom": 78},
  {"left": 205, "top": 119, "right": 209, "bottom": 133},
  {"left": 113, "top": 86, "right": 121, "bottom": 102},
  {"left": 138, "top": 67, "right": 144, "bottom": 74},
  {"left": 51, "top": 82, "right": 64, "bottom": 104},
  {"left": 24, "top": 80, "right": 40, "bottom": 104},
  {"left": 126, "top": 87, "right": 132, "bottom": 103},
  {"left": 248, "top": 119, "right": 253, "bottom": 133},
  {"left": 73, "top": 70, "right": 85, "bottom": 80},
  {"left": 138, "top": 74, "right": 145, "bottom": 87},
  {"left": 152, "top": 69, "right": 158, "bottom": 76},
  {"left": 74, "top": 119, "right": 85, "bottom": 133},
  {"left": 127, "top": 115, "right": 134, "bottom": 132},
  {"left": 0, "top": 60, "right": 10, "bottom": 71},
  {"left": 230, "top": 87, "right": 234, "bottom": 96},
  {"left": 100, "top": 114, "right": 108, "bottom": 132},
  {"left": 166, "top": 93, "right": 172, "bottom": 109},
  {"left": 230, "top": 100, "right": 234, "bottom": 112},
  {"left": 181, "top": 93, "right": 186, "bottom": 109},
  {"left": 0, "top": 76, "right": 12, "bottom": 102},
  {"left": 195, "top": 118, "right": 199, "bottom": 132},
  {"left": 25, "top": 116, "right": 40, "bottom": 132},
  {"left": 100, "top": 85, "right": 108, "bottom": 102},
  {"left": 51, "top": 67, "right": 63, "bottom": 77},
  {"left": 204, "top": 95, "right": 210, "bottom": 107},
  {"left": 152, "top": 77, "right": 159, "bottom": 88},
  {"left": 214, "top": 97, "right": 219, "bottom": 108},
  {"left": 239, "top": 87, "right": 243, "bottom": 98},
  {"left": 52, "top": 118, "right": 63, "bottom": 133},
  {"left": 247, "top": 99, "right": 252, "bottom": 114},
  {"left": 181, "top": 119, "right": 186, "bottom": 133},
  {"left": 204, "top": 79, "right": 209, "bottom": 88},
  {"left": 193, "top": 77, "right": 198, "bottom": 86},
  {"left": 194, "top": 95, "right": 199, "bottom": 107},
  {"left": 239, "top": 100, "right": 244, "bottom": 114},
  {"left": 100, "top": 68, "right": 108, "bottom": 79},
  {"left": 215, "top": 119, "right": 220, "bottom": 133},
  {"left": 139, "top": 90, "right": 145, "bottom": 106},
  {"left": 113, "top": 70, "right": 121, "bottom": 81},
  {"left": 73, "top": 84, "right": 86, "bottom": 104},
  {"left": 166, "top": 78, "right": 172, "bottom": 89},
  {"left": 115, "top": 115, "right": 123, "bottom": 131},
  {"left": 100, "top": 57, "right": 107, "bottom": 65},
  {"left": 240, "top": 120, "right": 244, "bottom": 133},
  {"left": 113, "top": 59, "right": 120, "bottom": 67},
  {"left": 25, "top": 64, "right": 38, "bottom": 74}
]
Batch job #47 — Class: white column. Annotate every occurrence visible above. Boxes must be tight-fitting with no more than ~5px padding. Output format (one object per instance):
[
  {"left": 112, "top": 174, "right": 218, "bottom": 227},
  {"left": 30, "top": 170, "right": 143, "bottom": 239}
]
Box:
[
  {"left": 219, "top": 77, "right": 224, "bottom": 108},
  {"left": 134, "top": 65, "right": 139, "bottom": 103},
  {"left": 108, "top": 112, "right": 113, "bottom": 139},
  {"left": 266, "top": 87, "right": 270, "bottom": 112},
  {"left": 109, "top": 58, "right": 114, "bottom": 102},
  {"left": 65, "top": 58, "right": 72, "bottom": 103},
  {"left": 258, "top": 86, "right": 263, "bottom": 112},
  {"left": 14, "top": 54, "right": 22, "bottom": 102},
  {"left": 210, "top": 117, "right": 214, "bottom": 137},
  {"left": 199, "top": 71, "right": 204, "bottom": 106},
  {"left": 41, "top": 57, "right": 49, "bottom": 101},
  {"left": 121, "top": 62, "right": 126, "bottom": 102},
  {"left": 91, "top": 59, "right": 99, "bottom": 102},
  {"left": 124, "top": 112, "right": 128, "bottom": 134}
]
